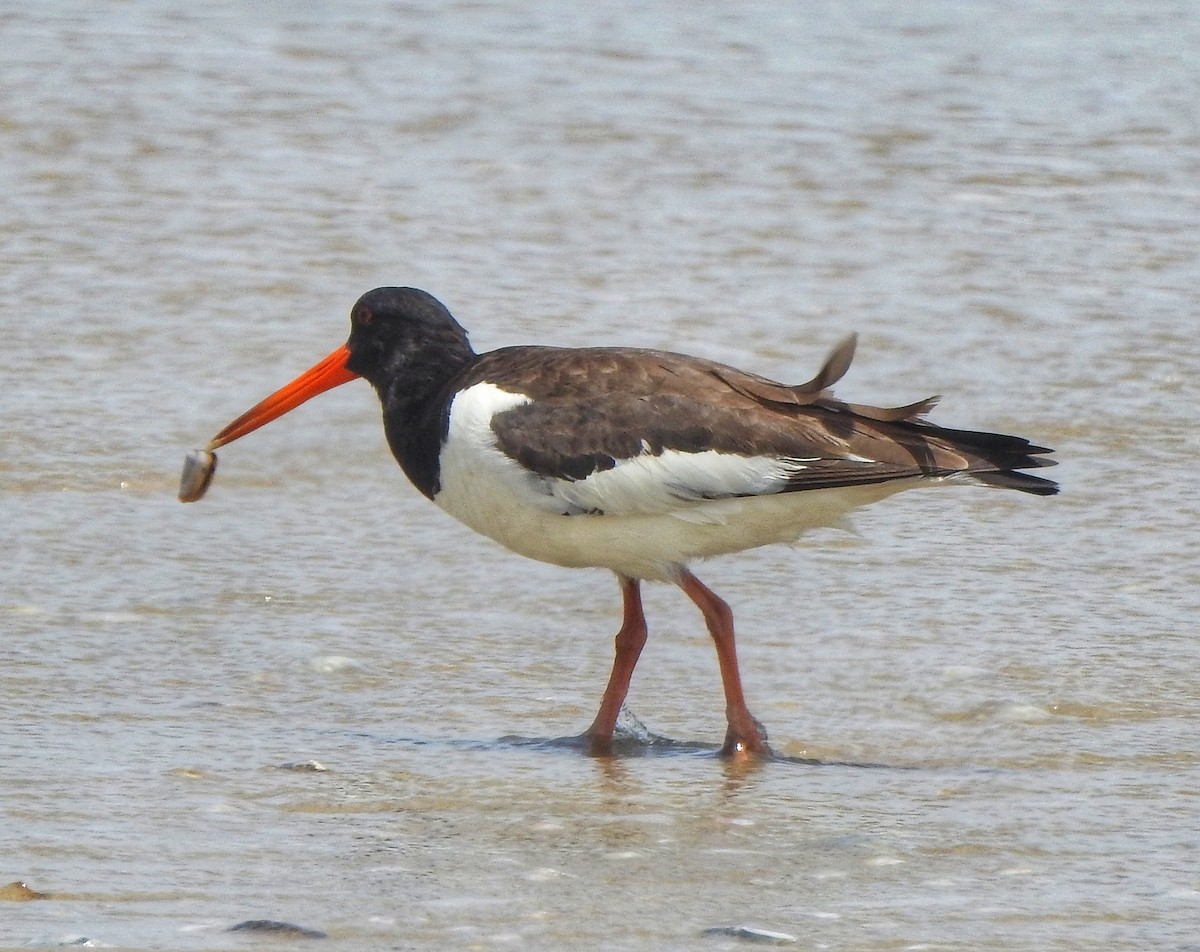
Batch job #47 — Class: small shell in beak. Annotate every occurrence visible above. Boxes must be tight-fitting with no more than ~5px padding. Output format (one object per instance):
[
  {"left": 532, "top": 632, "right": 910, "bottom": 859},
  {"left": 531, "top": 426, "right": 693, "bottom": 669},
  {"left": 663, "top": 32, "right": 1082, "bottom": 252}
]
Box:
[{"left": 178, "top": 449, "right": 217, "bottom": 502}]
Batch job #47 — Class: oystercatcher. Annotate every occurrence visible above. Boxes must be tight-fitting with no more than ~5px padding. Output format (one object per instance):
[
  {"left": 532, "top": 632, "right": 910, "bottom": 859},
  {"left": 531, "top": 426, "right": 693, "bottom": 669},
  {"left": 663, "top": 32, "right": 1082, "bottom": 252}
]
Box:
[{"left": 186, "top": 287, "right": 1057, "bottom": 758}]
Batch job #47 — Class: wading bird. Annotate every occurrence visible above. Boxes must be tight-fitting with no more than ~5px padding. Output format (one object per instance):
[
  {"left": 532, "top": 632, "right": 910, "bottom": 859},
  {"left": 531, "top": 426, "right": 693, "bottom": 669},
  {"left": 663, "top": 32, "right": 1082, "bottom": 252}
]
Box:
[{"left": 183, "top": 287, "right": 1057, "bottom": 758}]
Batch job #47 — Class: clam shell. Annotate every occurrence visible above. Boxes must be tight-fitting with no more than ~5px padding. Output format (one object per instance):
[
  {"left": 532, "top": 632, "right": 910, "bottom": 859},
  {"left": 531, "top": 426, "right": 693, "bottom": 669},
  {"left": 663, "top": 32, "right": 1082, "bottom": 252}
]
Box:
[{"left": 178, "top": 449, "right": 217, "bottom": 502}]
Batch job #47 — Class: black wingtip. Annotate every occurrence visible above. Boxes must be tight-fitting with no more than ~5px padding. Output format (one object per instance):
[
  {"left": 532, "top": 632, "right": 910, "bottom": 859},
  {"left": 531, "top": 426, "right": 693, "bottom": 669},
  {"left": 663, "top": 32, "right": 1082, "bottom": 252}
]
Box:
[{"left": 971, "top": 470, "right": 1060, "bottom": 495}]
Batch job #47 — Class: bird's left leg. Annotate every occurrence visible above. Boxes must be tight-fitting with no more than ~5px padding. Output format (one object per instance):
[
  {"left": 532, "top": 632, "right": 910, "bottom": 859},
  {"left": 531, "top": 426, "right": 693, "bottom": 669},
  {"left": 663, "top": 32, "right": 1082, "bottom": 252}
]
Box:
[{"left": 676, "top": 568, "right": 770, "bottom": 759}]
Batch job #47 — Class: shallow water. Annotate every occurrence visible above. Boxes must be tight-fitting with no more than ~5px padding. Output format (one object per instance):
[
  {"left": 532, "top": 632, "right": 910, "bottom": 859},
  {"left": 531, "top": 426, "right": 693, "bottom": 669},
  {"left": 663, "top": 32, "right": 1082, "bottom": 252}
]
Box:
[{"left": 4, "top": 2, "right": 1200, "bottom": 949}]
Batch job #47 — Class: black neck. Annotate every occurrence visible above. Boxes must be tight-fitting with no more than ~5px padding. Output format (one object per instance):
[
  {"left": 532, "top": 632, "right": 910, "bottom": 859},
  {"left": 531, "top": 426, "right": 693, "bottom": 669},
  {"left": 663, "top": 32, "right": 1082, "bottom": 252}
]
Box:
[{"left": 372, "top": 349, "right": 476, "bottom": 500}]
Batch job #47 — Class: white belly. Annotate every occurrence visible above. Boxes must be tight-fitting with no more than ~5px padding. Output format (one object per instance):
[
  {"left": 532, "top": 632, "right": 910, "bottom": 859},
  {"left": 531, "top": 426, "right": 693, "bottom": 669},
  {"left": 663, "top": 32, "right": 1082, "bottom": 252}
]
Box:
[
  {"left": 431, "top": 381, "right": 923, "bottom": 581},
  {"left": 436, "top": 470, "right": 909, "bottom": 580}
]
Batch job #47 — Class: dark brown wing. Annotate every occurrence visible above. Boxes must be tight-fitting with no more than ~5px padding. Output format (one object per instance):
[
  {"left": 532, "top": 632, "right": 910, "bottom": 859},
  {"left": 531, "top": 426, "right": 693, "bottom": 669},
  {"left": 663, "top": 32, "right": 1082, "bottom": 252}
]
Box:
[{"left": 462, "top": 339, "right": 1057, "bottom": 509}]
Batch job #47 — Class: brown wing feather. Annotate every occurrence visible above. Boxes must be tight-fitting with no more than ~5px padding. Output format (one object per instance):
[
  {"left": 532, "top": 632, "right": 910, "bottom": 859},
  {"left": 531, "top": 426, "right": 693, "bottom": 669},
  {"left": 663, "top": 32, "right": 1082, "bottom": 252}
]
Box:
[{"left": 466, "top": 339, "right": 1057, "bottom": 497}]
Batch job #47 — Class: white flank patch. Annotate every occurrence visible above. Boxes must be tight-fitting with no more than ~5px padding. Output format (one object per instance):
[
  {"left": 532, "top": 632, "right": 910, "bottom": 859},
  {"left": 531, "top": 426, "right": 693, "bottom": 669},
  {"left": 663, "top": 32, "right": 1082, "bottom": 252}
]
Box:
[{"left": 551, "top": 449, "right": 809, "bottom": 517}]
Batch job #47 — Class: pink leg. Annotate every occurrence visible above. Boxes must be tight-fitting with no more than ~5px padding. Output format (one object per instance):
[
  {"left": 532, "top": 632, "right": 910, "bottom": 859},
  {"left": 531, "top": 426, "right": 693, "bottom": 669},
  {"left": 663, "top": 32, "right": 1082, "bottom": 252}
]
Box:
[
  {"left": 584, "top": 576, "right": 648, "bottom": 753},
  {"left": 677, "top": 569, "right": 770, "bottom": 758}
]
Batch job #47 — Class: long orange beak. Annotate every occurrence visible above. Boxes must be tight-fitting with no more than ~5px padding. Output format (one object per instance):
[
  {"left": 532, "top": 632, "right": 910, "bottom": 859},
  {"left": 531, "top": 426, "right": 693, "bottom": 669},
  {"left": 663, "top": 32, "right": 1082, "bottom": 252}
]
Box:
[{"left": 206, "top": 345, "right": 359, "bottom": 450}]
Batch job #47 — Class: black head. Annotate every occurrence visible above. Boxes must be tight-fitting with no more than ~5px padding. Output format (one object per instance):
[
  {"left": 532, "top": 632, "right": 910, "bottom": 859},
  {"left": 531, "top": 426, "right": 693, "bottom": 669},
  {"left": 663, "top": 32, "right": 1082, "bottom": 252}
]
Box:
[
  {"left": 201, "top": 287, "right": 476, "bottom": 462},
  {"left": 344, "top": 287, "right": 475, "bottom": 387}
]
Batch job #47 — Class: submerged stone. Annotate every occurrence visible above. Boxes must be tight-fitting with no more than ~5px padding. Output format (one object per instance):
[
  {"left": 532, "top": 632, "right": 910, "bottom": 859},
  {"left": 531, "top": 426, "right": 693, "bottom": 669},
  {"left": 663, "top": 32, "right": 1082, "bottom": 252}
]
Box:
[
  {"left": 0, "top": 881, "right": 49, "bottom": 901},
  {"left": 228, "top": 919, "right": 327, "bottom": 939},
  {"left": 702, "top": 925, "right": 798, "bottom": 944}
]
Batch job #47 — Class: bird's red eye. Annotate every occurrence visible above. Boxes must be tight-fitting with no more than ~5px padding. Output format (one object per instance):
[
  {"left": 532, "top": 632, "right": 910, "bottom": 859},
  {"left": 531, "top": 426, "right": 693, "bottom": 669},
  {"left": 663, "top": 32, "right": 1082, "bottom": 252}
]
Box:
[{"left": 356, "top": 307, "right": 374, "bottom": 326}]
